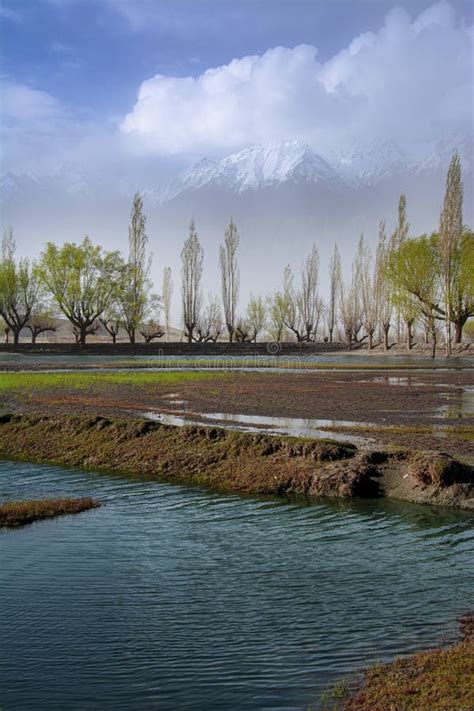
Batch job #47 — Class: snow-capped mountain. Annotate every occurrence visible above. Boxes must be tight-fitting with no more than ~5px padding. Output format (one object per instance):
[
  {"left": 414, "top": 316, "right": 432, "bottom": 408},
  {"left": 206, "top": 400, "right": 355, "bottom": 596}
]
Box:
[
  {"left": 153, "top": 140, "right": 346, "bottom": 203},
  {"left": 328, "top": 139, "right": 410, "bottom": 187}
]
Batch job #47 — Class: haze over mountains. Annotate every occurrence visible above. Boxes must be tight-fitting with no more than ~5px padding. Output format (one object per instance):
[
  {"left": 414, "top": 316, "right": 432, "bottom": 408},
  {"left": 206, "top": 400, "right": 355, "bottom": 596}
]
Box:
[{"left": 1, "top": 133, "right": 472, "bottom": 302}]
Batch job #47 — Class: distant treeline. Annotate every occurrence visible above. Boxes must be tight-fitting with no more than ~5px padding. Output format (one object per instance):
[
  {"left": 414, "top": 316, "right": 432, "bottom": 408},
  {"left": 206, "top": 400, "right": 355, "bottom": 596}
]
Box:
[{"left": 0, "top": 152, "right": 472, "bottom": 356}]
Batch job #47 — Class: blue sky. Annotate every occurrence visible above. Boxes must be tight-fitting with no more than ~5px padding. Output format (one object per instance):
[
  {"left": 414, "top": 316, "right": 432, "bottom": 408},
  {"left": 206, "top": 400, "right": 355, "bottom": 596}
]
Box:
[
  {"left": 2, "top": 0, "right": 472, "bottom": 115},
  {"left": 1, "top": 0, "right": 473, "bottom": 177}
]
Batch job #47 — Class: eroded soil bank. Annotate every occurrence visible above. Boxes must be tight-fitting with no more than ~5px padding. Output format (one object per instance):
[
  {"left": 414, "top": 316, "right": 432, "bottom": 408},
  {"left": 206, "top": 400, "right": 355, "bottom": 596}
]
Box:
[
  {"left": 0, "top": 414, "right": 472, "bottom": 510},
  {"left": 1, "top": 368, "right": 473, "bottom": 460}
]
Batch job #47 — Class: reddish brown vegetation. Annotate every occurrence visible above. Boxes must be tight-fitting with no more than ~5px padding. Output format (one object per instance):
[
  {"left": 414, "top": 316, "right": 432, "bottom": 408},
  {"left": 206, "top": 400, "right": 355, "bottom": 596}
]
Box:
[{"left": 0, "top": 496, "right": 100, "bottom": 527}]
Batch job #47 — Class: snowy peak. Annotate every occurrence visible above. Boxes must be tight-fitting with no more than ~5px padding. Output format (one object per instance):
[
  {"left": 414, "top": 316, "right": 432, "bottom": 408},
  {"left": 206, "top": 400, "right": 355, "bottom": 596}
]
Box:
[
  {"left": 157, "top": 157, "right": 219, "bottom": 202},
  {"left": 155, "top": 140, "right": 345, "bottom": 203},
  {"left": 329, "top": 139, "right": 410, "bottom": 186},
  {"left": 217, "top": 140, "right": 342, "bottom": 190}
]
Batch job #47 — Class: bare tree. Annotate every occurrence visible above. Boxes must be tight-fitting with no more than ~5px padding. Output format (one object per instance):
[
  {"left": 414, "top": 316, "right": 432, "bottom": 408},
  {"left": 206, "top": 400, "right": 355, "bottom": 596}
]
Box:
[
  {"left": 328, "top": 244, "right": 341, "bottom": 343},
  {"left": 392, "top": 194, "right": 409, "bottom": 344},
  {"left": 162, "top": 266, "right": 173, "bottom": 342},
  {"left": 181, "top": 220, "right": 203, "bottom": 343},
  {"left": 99, "top": 303, "right": 122, "bottom": 344},
  {"left": 235, "top": 318, "right": 252, "bottom": 342},
  {"left": 339, "top": 255, "right": 364, "bottom": 350},
  {"left": 375, "top": 221, "right": 393, "bottom": 351},
  {"left": 283, "top": 265, "right": 301, "bottom": 341},
  {"left": 219, "top": 219, "right": 240, "bottom": 342},
  {"left": 196, "top": 295, "right": 222, "bottom": 342},
  {"left": 283, "top": 246, "right": 321, "bottom": 342},
  {"left": 358, "top": 235, "right": 378, "bottom": 350},
  {"left": 120, "top": 192, "right": 152, "bottom": 344},
  {"left": 439, "top": 152, "right": 463, "bottom": 356},
  {"left": 27, "top": 310, "right": 57, "bottom": 343},
  {"left": 140, "top": 320, "right": 165, "bottom": 343},
  {"left": 246, "top": 294, "right": 266, "bottom": 342},
  {"left": 298, "top": 245, "right": 320, "bottom": 341}
]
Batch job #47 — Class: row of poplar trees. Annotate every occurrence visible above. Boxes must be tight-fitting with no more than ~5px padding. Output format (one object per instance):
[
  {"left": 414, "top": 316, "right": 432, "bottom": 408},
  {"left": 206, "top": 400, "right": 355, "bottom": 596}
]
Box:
[{"left": 0, "top": 153, "right": 472, "bottom": 354}]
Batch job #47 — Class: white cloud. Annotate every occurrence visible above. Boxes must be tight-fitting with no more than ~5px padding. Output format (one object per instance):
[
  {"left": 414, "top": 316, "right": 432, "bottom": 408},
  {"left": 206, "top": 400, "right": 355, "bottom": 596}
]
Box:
[{"left": 120, "top": 1, "right": 473, "bottom": 156}]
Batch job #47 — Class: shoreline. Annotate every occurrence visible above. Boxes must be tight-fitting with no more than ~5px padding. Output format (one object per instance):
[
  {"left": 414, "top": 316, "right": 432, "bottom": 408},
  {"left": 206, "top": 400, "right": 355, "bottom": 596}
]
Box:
[
  {"left": 0, "top": 341, "right": 471, "bottom": 359},
  {"left": 0, "top": 413, "right": 472, "bottom": 510}
]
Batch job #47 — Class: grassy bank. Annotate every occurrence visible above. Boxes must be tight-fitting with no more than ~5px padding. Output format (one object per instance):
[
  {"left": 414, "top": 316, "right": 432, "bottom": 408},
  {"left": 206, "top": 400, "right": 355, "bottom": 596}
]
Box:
[
  {"left": 320, "top": 615, "right": 474, "bottom": 710},
  {"left": 0, "top": 370, "right": 224, "bottom": 393},
  {"left": 0, "top": 414, "right": 471, "bottom": 508},
  {"left": 342, "top": 637, "right": 474, "bottom": 711},
  {"left": 0, "top": 496, "right": 101, "bottom": 527}
]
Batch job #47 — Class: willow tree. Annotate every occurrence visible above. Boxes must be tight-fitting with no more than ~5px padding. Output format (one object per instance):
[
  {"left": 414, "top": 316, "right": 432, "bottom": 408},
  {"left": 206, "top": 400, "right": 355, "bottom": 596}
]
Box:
[
  {"left": 0, "top": 228, "right": 41, "bottom": 344},
  {"left": 181, "top": 221, "right": 203, "bottom": 343},
  {"left": 38, "top": 236, "right": 122, "bottom": 346},
  {"left": 387, "top": 234, "right": 441, "bottom": 355},
  {"left": 219, "top": 219, "right": 240, "bottom": 342},
  {"left": 120, "top": 192, "right": 152, "bottom": 344},
  {"left": 439, "top": 152, "right": 464, "bottom": 355}
]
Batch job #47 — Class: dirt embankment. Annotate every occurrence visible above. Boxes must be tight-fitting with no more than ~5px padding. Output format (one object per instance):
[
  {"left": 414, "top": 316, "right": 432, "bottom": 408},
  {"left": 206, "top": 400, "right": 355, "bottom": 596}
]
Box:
[{"left": 0, "top": 414, "right": 472, "bottom": 510}]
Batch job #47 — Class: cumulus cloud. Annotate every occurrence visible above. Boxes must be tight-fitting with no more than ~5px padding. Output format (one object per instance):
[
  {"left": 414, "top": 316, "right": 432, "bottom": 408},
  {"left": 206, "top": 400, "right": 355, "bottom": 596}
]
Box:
[{"left": 120, "top": 1, "right": 473, "bottom": 156}]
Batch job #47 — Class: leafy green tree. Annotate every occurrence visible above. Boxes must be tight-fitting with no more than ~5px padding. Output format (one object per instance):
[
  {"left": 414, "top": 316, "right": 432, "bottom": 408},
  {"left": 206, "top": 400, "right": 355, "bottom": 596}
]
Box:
[
  {"left": 246, "top": 294, "right": 266, "bottom": 342},
  {"left": 0, "top": 228, "right": 41, "bottom": 344},
  {"left": 266, "top": 291, "right": 287, "bottom": 342},
  {"left": 388, "top": 230, "right": 473, "bottom": 351},
  {"left": 388, "top": 236, "right": 434, "bottom": 350},
  {"left": 38, "top": 236, "right": 122, "bottom": 346}
]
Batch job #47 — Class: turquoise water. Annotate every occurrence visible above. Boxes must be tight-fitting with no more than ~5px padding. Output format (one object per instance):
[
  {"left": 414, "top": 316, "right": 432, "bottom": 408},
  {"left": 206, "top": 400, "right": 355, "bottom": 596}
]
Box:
[{"left": 1, "top": 460, "right": 473, "bottom": 710}]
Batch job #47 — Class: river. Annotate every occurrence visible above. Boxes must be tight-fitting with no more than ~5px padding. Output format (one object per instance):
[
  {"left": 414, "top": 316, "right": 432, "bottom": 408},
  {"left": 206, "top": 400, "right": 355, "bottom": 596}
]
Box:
[{"left": 1, "top": 460, "right": 473, "bottom": 710}]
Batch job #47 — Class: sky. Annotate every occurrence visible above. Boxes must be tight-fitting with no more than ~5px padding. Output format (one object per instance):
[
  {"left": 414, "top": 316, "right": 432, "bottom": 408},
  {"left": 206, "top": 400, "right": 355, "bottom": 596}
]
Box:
[{"left": 1, "top": 0, "right": 473, "bottom": 182}]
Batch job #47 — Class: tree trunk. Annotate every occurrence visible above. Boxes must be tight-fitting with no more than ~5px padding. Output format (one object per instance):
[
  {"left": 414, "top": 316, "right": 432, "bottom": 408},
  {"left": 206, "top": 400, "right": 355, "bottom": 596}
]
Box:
[
  {"left": 112, "top": 333, "right": 117, "bottom": 344},
  {"left": 368, "top": 332, "right": 373, "bottom": 350},
  {"left": 431, "top": 331, "right": 437, "bottom": 359},
  {"left": 80, "top": 328, "right": 87, "bottom": 347},
  {"left": 454, "top": 319, "right": 465, "bottom": 344},
  {"left": 31, "top": 332, "right": 37, "bottom": 344},
  {"left": 13, "top": 329, "right": 19, "bottom": 345},
  {"left": 383, "top": 326, "right": 389, "bottom": 351},
  {"left": 329, "top": 328, "right": 333, "bottom": 344}
]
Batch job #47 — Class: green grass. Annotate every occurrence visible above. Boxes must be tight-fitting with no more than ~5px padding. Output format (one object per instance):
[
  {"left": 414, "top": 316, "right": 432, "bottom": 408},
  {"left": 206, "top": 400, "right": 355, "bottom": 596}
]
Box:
[
  {"left": 58, "top": 357, "right": 468, "bottom": 371},
  {"left": 0, "top": 370, "right": 224, "bottom": 392}
]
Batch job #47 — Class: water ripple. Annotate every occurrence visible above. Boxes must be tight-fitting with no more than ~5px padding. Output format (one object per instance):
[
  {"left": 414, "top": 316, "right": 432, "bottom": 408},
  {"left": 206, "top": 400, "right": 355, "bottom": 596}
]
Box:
[{"left": 0, "top": 459, "right": 472, "bottom": 711}]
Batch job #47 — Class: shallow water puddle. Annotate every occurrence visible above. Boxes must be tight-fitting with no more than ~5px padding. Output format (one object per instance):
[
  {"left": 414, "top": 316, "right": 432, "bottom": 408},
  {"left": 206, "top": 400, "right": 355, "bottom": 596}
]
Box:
[{"left": 143, "top": 409, "right": 372, "bottom": 444}]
